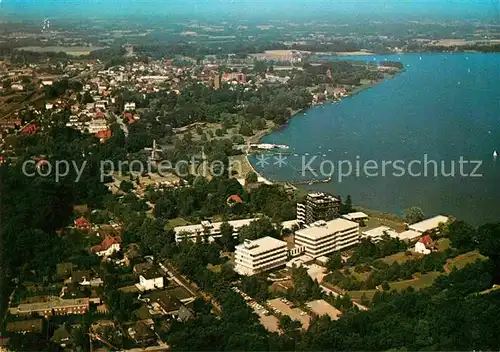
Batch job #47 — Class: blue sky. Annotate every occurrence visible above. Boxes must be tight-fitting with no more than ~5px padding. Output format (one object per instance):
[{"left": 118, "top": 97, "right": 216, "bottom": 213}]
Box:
[{"left": 1, "top": 0, "right": 498, "bottom": 20}]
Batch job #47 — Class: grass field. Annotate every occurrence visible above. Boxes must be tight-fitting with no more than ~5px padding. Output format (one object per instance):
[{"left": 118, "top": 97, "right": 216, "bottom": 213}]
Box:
[
  {"left": 359, "top": 209, "right": 406, "bottom": 233},
  {"left": 389, "top": 271, "right": 442, "bottom": 291},
  {"left": 379, "top": 251, "right": 421, "bottom": 265},
  {"left": 17, "top": 46, "right": 105, "bottom": 56},
  {"left": 166, "top": 217, "right": 191, "bottom": 230},
  {"left": 436, "top": 238, "right": 451, "bottom": 251},
  {"left": 349, "top": 270, "right": 372, "bottom": 282},
  {"left": 348, "top": 289, "right": 378, "bottom": 301},
  {"left": 446, "top": 251, "right": 487, "bottom": 271}
]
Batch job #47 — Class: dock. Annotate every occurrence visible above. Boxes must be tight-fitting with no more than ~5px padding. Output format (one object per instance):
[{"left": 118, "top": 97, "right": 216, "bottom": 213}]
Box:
[{"left": 290, "top": 176, "right": 332, "bottom": 185}]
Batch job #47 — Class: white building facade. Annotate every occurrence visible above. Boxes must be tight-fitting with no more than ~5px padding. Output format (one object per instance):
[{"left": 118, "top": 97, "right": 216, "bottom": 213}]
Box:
[
  {"left": 294, "top": 219, "right": 360, "bottom": 258},
  {"left": 234, "top": 237, "right": 288, "bottom": 276},
  {"left": 137, "top": 275, "right": 164, "bottom": 291}
]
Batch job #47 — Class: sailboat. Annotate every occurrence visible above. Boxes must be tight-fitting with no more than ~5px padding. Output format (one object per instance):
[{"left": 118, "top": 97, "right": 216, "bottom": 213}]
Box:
[{"left": 494, "top": 150, "right": 498, "bottom": 158}]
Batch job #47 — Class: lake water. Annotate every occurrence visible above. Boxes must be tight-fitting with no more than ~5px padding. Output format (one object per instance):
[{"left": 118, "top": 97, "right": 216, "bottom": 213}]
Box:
[{"left": 249, "top": 53, "right": 500, "bottom": 225}]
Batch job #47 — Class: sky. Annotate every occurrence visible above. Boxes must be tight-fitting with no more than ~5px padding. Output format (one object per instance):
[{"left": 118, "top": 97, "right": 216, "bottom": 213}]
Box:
[{"left": 1, "top": 0, "right": 498, "bottom": 20}]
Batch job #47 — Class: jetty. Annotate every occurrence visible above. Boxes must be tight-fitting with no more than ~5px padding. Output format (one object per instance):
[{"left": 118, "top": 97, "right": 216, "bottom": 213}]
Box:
[{"left": 290, "top": 176, "right": 332, "bottom": 185}]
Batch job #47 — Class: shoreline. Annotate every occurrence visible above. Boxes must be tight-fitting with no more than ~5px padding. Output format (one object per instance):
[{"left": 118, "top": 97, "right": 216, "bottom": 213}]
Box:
[
  {"left": 242, "top": 65, "right": 405, "bottom": 221},
  {"left": 244, "top": 68, "right": 403, "bottom": 182}
]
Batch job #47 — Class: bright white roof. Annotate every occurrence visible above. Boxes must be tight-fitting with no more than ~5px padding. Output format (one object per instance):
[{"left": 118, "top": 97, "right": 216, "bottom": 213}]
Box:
[
  {"left": 235, "top": 236, "right": 287, "bottom": 255},
  {"left": 362, "top": 226, "right": 399, "bottom": 239},
  {"left": 282, "top": 219, "right": 300, "bottom": 230},
  {"left": 296, "top": 218, "right": 359, "bottom": 240},
  {"left": 174, "top": 218, "right": 258, "bottom": 235},
  {"left": 408, "top": 215, "right": 449, "bottom": 233},
  {"left": 397, "top": 230, "right": 422, "bottom": 241},
  {"left": 343, "top": 212, "right": 369, "bottom": 221}
]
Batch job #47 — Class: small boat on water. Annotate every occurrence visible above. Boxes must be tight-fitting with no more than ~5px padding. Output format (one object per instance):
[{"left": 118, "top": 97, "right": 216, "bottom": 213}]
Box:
[{"left": 494, "top": 150, "right": 498, "bottom": 158}]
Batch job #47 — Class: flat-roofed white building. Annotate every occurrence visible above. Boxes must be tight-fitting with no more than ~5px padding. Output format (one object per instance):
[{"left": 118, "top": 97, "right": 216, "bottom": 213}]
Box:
[
  {"left": 234, "top": 237, "right": 288, "bottom": 276},
  {"left": 294, "top": 219, "right": 360, "bottom": 258},
  {"left": 397, "top": 229, "right": 422, "bottom": 242},
  {"left": 342, "top": 212, "right": 369, "bottom": 223},
  {"left": 408, "top": 215, "right": 449, "bottom": 234},
  {"left": 174, "top": 218, "right": 259, "bottom": 243},
  {"left": 362, "top": 226, "right": 399, "bottom": 243}
]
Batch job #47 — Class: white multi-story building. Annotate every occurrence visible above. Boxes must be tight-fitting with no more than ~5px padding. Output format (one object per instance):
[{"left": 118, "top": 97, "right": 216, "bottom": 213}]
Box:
[
  {"left": 234, "top": 237, "right": 288, "bottom": 276},
  {"left": 294, "top": 219, "right": 360, "bottom": 258}
]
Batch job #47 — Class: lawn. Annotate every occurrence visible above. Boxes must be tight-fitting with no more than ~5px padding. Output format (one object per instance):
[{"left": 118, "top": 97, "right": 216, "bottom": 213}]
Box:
[
  {"left": 446, "top": 251, "right": 487, "bottom": 271},
  {"left": 165, "top": 218, "right": 191, "bottom": 230},
  {"left": 436, "top": 238, "right": 451, "bottom": 251},
  {"left": 389, "top": 271, "right": 442, "bottom": 291},
  {"left": 356, "top": 207, "right": 406, "bottom": 232},
  {"left": 348, "top": 290, "right": 378, "bottom": 301},
  {"left": 349, "top": 270, "right": 372, "bottom": 282},
  {"left": 378, "top": 251, "right": 420, "bottom": 265}
]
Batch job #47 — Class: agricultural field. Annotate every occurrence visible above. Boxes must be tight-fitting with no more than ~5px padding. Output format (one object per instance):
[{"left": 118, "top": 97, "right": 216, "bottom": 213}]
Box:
[{"left": 16, "top": 46, "right": 106, "bottom": 56}]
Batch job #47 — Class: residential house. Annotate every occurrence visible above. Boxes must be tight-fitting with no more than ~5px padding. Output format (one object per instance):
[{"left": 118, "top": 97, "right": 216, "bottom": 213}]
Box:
[
  {"left": 50, "top": 325, "right": 72, "bottom": 348},
  {"left": 127, "top": 321, "right": 156, "bottom": 346},
  {"left": 90, "top": 235, "right": 121, "bottom": 257},
  {"left": 95, "top": 129, "right": 112, "bottom": 143},
  {"left": 74, "top": 216, "right": 92, "bottom": 232},
  {"left": 134, "top": 263, "right": 164, "bottom": 291},
  {"left": 415, "top": 235, "right": 433, "bottom": 255},
  {"left": 124, "top": 101, "right": 136, "bottom": 111}
]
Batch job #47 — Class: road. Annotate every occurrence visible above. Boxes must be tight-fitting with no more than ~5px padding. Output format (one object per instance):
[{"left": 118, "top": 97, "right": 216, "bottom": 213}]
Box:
[
  {"left": 160, "top": 261, "right": 222, "bottom": 315},
  {"left": 111, "top": 110, "right": 129, "bottom": 137}
]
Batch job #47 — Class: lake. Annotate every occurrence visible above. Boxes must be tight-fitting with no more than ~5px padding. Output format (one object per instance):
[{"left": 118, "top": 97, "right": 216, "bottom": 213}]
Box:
[{"left": 249, "top": 53, "right": 500, "bottom": 225}]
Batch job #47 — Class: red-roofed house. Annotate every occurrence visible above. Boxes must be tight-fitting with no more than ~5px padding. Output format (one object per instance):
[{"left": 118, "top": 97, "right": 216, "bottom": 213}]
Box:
[
  {"left": 74, "top": 216, "right": 92, "bottom": 232},
  {"left": 96, "top": 112, "right": 105, "bottom": 119},
  {"left": 95, "top": 129, "right": 112, "bottom": 143},
  {"left": 227, "top": 194, "right": 243, "bottom": 206},
  {"left": 21, "top": 123, "right": 39, "bottom": 135},
  {"left": 91, "top": 236, "right": 122, "bottom": 257},
  {"left": 124, "top": 112, "right": 135, "bottom": 124},
  {"left": 415, "top": 235, "right": 433, "bottom": 255}
]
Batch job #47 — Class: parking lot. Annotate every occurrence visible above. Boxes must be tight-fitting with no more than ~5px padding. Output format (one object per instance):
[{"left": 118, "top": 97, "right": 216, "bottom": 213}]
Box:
[
  {"left": 268, "top": 298, "right": 311, "bottom": 330},
  {"left": 232, "top": 286, "right": 280, "bottom": 333}
]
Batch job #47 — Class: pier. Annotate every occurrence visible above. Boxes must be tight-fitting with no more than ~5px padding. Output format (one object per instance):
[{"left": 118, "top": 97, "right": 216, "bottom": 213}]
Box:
[{"left": 289, "top": 176, "right": 332, "bottom": 185}]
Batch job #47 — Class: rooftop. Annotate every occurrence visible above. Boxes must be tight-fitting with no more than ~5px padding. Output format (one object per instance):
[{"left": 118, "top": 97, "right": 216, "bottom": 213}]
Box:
[
  {"left": 236, "top": 236, "right": 287, "bottom": 256},
  {"left": 397, "top": 230, "right": 422, "bottom": 241},
  {"left": 296, "top": 218, "right": 359, "bottom": 240},
  {"left": 362, "top": 226, "right": 399, "bottom": 239},
  {"left": 306, "top": 299, "right": 342, "bottom": 320},
  {"left": 343, "top": 212, "right": 369, "bottom": 221},
  {"left": 174, "top": 218, "right": 259, "bottom": 235},
  {"left": 408, "top": 215, "right": 449, "bottom": 233}
]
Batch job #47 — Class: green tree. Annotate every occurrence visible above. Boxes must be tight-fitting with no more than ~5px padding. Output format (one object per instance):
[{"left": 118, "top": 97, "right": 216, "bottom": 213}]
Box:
[
  {"left": 220, "top": 221, "right": 236, "bottom": 251},
  {"left": 245, "top": 171, "right": 258, "bottom": 184},
  {"left": 404, "top": 206, "right": 425, "bottom": 224},
  {"left": 327, "top": 253, "right": 342, "bottom": 271}
]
